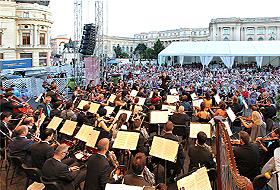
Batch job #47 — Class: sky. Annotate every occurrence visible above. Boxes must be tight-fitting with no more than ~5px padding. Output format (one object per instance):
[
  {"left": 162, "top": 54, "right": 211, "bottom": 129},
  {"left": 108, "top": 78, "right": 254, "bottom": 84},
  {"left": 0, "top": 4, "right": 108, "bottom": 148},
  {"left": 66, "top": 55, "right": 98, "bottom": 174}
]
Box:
[{"left": 50, "top": 0, "right": 280, "bottom": 38}]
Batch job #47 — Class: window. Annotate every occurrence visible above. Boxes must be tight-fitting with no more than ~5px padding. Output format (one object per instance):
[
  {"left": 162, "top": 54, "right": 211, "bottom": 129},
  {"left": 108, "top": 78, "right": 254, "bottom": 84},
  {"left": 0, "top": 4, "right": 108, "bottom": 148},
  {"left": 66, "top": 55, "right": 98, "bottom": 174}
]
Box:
[
  {"left": 0, "top": 53, "right": 3, "bottom": 60},
  {"left": 247, "top": 28, "right": 255, "bottom": 35},
  {"left": 22, "top": 33, "right": 30, "bottom": 45},
  {"left": 0, "top": 32, "right": 2, "bottom": 46},
  {"left": 258, "top": 37, "right": 264, "bottom": 41},
  {"left": 223, "top": 28, "right": 230, "bottom": 35},
  {"left": 39, "top": 52, "right": 47, "bottom": 66},
  {"left": 42, "top": 14, "right": 46, "bottom": 19},
  {"left": 247, "top": 37, "right": 253, "bottom": 41},
  {"left": 20, "top": 53, "right": 32, "bottom": 59},
  {"left": 268, "top": 27, "right": 276, "bottom": 34},
  {"left": 257, "top": 27, "right": 265, "bottom": 35},
  {"left": 40, "top": 33, "right": 46, "bottom": 45},
  {"left": 23, "top": 12, "right": 29, "bottom": 18}
]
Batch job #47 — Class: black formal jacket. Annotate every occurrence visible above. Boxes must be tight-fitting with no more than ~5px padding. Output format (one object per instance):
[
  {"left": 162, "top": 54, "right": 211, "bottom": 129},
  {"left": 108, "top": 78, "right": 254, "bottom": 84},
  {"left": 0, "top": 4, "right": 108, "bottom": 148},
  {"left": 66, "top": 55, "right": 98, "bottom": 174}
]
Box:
[
  {"left": 37, "top": 103, "right": 52, "bottom": 118},
  {"left": 0, "top": 98, "right": 23, "bottom": 113},
  {"left": 170, "top": 113, "right": 190, "bottom": 125},
  {"left": 84, "top": 153, "right": 111, "bottom": 190},
  {"left": 42, "top": 157, "right": 75, "bottom": 190},
  {"left": 8, "top": 136, "right": 34, "bottom": 164},
  {"left": 0, "top": 121, "right": 12, "bottom": 148},
  {"left": 233, "top": 143, "right": 260, "bottom": 182},
  {"left": 124, "top": 173, "right": 151, "bottom": 187},
  {"left": 30, "top": 141, "right": 54, "bottom": 169}
]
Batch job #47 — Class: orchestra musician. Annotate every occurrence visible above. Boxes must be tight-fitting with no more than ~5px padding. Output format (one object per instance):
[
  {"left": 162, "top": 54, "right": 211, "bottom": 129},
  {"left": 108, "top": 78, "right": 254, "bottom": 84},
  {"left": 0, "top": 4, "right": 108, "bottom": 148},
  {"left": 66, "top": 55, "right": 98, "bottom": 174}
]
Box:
[
  {"left": 170, "top": 106, "right": 190, "bottom": 126},
  {"left": 158, "top": 72, "right": 171, "bottom": 96},
  {"left": 30, "top": 128, "right": 56, "bottom": 169},
  {"left": 42, "top": 144, "right": 87, "bottom": 190},
  {"left": 195, "top": 102, "right": 211, "bottom": 122},
  {"left": 203, "top": 92, "right": 212, "bottom": 111},
  {"left": 260, "top": 99, "right": 277, "bottom": 133},
  {"left": 239, "top": 105, "right": 266, "bottom": 142},
  {"left": 233, "top": 131, "right": 261, "bottom": 182},
  {"left": 37, "top": 96, "right": 52, "bottom": 118},
  {"left": 84, "top": 138, "right": 112, "bottom": 190},
  {"left": 213, "top": 101, "right": 228, "bottom": 118},
  {"left": 123, "top": 152, "right": 152, "bottom": 187},
  {"left": 8, "top": 125, "right": 37, "bottom": 165},
  {"left": 60, "top": 101, "right": 77, "bottom": 121},
  {"left": 0, "top": 112, "right": 13, "bottom": 153},
  {"left": 0, "top": 92, "right": 27, "bottom": 114},
  {"left": 76, "top": 104, "right": 93, "bottom": 127}
]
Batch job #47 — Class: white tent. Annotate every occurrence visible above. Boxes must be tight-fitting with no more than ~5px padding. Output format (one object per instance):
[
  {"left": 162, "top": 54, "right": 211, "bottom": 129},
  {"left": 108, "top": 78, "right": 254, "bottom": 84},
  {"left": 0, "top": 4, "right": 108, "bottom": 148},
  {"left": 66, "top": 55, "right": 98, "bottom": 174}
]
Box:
[{"left": 158, "top": 41, "right": 280, "bottom": 68}]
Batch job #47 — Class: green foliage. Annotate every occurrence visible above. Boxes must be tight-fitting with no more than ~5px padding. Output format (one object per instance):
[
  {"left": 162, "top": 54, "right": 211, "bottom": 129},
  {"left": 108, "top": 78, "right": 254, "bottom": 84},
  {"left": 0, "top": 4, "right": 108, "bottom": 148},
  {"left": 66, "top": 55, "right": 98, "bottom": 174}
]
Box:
[
  {"left": 153, "top": 39, "right": 165, "bottom": 59},
  {"left": 145, "top": 48, "right": 154, "bottom": 60},
  {"left": 276, "top": 95, "right": 280, "bottom": 122}
]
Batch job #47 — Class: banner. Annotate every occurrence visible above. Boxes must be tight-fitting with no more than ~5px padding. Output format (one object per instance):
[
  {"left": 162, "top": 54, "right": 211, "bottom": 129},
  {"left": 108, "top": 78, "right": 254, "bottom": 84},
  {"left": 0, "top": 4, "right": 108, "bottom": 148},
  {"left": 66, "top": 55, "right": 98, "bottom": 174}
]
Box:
[{"left": 84, "top": 57, "right": 100, "bottom": 85}]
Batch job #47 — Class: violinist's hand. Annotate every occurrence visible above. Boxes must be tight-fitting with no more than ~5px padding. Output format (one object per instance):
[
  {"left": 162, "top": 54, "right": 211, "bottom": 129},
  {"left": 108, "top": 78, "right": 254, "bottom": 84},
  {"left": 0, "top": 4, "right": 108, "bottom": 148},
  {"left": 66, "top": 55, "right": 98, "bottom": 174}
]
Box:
[{"left": 69, "top": 166, "right": 80, "bottom": 172}]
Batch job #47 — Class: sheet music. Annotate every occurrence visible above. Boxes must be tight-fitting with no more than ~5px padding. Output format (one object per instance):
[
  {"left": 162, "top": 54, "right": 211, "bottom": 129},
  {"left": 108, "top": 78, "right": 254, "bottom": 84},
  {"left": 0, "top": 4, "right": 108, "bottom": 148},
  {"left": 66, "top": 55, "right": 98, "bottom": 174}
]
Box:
[
  {"left": 46, "top": 117, "right": 63, "bottom": 130},
  {"left": 214, "top": 94, "right": 221, "bottom": 104},
  {"left": 161, "top": 104, "right": 176, "bottom": 115},
  {"left": 274, "top": 147, "right": 280, "bottom": 189},
  {"left": 75, "top": 124, "right": 94, "bottom": 142},
  {"left": 112, "top": 131, "right": 140, "bottom": 150},
  {"left": 35, "top": 93, "right": 43, "bottom": 103},
  {"left": 108, "top": 94, "right": 116, "bottom": 103},
  {"left": 104, "top": 106, "right": 115, "bottom": 116},
  {"left": 59, "top": 120, "right": 77, "bottom": 136},
  {"left": 166, "top": 95, "right": 179, "bottom": 104},
  {"left": 170, "top": 88, "right": 178, "bottom": 95},
  {"left": 150, "top": 110, "right": 169, "bottom": 124},
  {"left": 149, "top": 91, "right": 153, "bottom": 98},
  {"left": 77, "top": 100, "right": 89, "bottom": 109},
  {"left": 85, "top": 130, "right": 100, "bottom": 148},
  {"left": 226, "top": 107, "right": 236, "bottom": 122},
  {"left": 89, "top": 102, "right": 100, "bottom": 113},
  {"left": 189, "top": 123, "right": 211, "bottom": 138},
  {"left": 38, "top": 113, "right": 46, "bottom": 127},
  {"left": 105, "top": 184, "right": 142, "bottom": 190},
  {"left": 149, "top": 136, "right": 179, "bottom": 162},
  {"left": 242, "top": 99, "right": 248, "bottom": 109},
  {"left": 223, "top": 121, "right": 233, "bottom": 136},
  {"left": 192, "top": 99, "right": 204, "bottom": 108},
  {"left": 136, "top": 97, "right": 146, "bottom": 106},
  {"left": 115, "top": 110, "right": 132, "bottom": 122},
  {"left": 130, "top": 90, "right": 138, "bottom": 97},
  {"left": 177, "top": 167, "right": 212, "bottom": 190},
  {"left": 191, "top": 93, "right": 198, "bottom": 100}
]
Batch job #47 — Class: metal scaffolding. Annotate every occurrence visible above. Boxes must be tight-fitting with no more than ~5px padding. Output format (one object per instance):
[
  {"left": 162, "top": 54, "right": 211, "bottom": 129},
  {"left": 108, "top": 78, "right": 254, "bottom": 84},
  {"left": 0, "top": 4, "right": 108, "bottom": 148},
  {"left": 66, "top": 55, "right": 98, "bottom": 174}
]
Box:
[
  {"left": 94, "top": 1, "right": 104, "bottom": 81},
  {"left": 73, "top": 0, "right": 83, "bottom": 86}
]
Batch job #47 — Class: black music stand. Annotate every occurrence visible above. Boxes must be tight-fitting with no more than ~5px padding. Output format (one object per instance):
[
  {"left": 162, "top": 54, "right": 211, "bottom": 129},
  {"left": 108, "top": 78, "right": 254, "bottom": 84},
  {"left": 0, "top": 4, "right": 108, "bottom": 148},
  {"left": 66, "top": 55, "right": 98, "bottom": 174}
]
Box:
[
  {"left": 0, "top": 129, "right": 13, "bottom": 169},
  {"left": 149, "top": 110, "right": 169, "bottom": 135},
  {"left": 149, "top": 136, "right": 179, "bottom": 184}
]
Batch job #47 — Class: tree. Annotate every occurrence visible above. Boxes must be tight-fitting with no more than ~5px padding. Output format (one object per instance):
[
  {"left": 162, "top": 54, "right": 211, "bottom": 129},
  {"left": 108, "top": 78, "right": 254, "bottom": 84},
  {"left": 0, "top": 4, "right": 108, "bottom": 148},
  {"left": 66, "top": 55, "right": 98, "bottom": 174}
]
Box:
[
  {"left": 134, "top": 43, "right": 147, "bottom": 63},
  {"left": 153, "top": 39, "right": 165, "bottom": 59},
  {"left": 145, "top": 48, "right": 154, "bottom": 60},
  {"left": 113, "top": 44, "right": 123, "bottom": 58}
]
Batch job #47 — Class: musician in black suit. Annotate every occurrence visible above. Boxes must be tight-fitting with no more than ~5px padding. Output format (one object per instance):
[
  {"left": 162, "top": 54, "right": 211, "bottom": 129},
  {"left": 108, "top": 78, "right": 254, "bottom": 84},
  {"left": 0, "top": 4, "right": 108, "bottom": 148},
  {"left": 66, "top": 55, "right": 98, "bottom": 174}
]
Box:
[
  {"left": 188, "top": 131, "right": 216, "bottom": 181},
  {"left": 233, "top": 131, "right": 261, "bottom": 182},
  {"left": 37, "top": 96, "right": 52, "bottom": 118},
  {"left": 84, "top": 138, "right": 112, "bottom": 190},
  {"left": 162, "top": 121, "right": 185, "bottom": 182},
  {"left": 170, "top": 106, "right": 190, "bottom": 125},
  {"left": 124, "top": 152, "right": 151, "bottom": 187},
  {"left": 42, "top": 144, "right": 86, "bottom": 190},
  {"left": 0, "top": 92, "right": 25, "bottom": 113},
  {"left": 158, "top": 72, "right": 171, "bottom": 96},
  {"left": 46, "top": 85, "right": 62, "bottom": 105},
  {"left": 0, "top": 112, "right": 13, "bottom": 154},
  {"left": 76, "top": 104, "right": 93, "bottom": 127},
  {"left": 30, "top": 129, "right": 55, "bottom": 169},
  {"left": 8, "top": 125, "right": 35, "bottom": 165}
]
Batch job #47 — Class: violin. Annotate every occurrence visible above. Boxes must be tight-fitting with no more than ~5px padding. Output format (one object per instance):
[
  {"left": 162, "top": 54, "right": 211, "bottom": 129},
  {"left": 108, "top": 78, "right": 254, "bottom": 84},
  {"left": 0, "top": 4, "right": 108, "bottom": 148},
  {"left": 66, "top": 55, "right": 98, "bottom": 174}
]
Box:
[
  {"left": 255, "top": 137, "right": 279, "bottom": 142},
  {"left": 10, "top": 96, "right": 33, "bottom": 114}
]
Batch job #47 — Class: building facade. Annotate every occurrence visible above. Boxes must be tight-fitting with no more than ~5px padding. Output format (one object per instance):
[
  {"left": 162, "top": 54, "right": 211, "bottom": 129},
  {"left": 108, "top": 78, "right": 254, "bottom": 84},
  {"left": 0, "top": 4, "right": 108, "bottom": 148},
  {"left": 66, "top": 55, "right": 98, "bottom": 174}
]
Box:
[
  {"left": 209, "top": 17, "right": 280, "bottom": 41},
  {"left": 50, "top": 35, "right": 69, "bottom": 56},
  {"left": 0, "top": 0, "right": 52, "bottom": 66}
]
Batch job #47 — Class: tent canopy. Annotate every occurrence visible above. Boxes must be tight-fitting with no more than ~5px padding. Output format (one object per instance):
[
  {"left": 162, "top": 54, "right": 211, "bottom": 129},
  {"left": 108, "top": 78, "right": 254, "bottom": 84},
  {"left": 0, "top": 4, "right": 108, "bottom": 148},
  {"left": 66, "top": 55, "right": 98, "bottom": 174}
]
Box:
[{"left": 158, "top": 41, "right": 280, "bottom": 68}]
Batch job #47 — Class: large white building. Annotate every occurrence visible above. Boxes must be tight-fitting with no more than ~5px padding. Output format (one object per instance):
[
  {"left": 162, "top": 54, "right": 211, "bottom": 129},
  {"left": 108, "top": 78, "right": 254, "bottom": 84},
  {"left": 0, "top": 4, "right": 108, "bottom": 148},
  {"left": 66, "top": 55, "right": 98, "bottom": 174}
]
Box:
[
  {"left": 0, "top": 0, "right": 52, "bottom": 66},
  {"left": 209, "top": 17, "right": 280, "bottom": 41}
]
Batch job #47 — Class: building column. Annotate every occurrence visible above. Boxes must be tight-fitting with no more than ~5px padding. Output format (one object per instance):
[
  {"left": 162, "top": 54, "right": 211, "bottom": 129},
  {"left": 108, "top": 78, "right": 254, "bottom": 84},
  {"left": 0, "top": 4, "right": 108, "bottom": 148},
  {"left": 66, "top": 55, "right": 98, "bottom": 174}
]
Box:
[
  {"left": 19, "top": 30, "right": 22, "bottom": 46},
  {"left": 33, "top": 24, "right": 37, "bottom": 46},
  {"left": 231, "top": 27, "right": 234, "bottom": 40},
  {"left": 46, "top": 51, "right": 51, "bottom": 66},
  {"left": 32, "top": 51, "right": 39, "bottom": 66}
]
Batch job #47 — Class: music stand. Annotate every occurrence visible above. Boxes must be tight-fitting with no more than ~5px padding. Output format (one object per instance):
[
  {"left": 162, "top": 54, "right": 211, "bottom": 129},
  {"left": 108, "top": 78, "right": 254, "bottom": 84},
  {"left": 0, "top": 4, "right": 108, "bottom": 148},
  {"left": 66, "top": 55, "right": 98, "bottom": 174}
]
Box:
[
  {"left": 170, "top": 88, "right": 178, "bottom": 95},
  {"left": 136, "top": 97, "right": 146, "bottom": 106},
  {"left": 59, "top": 120, "right": 77, "bottom": 136},
  {"left": 130, "top": 90, "right": 138, "bottom": 97},
  {"left": 105, "top": 184, "right": 142, "bottom": 190},
  {"left": 191, "top": 93, "right": 198, "bottom": 100},
  {"left": 88, "top": 103, "right": 100, "bottom": 114},
  {"left": 189, "top": 122, "right": 211, "bottom": 138},
  {"left": 214, "top": 94, "right": 221, "bottom": 104},
  {"left": 46, "top": 117, "right": 63, "bottom": 130},
  {"left": 192, "top": 99, "right": 204, "bottom": 108},
  {"left": 149, "top": 136, "right": 179, "bottom": 184},
  {"left": 176, "top": 167, "right": 212, "bottom": 190},
  {"left": 161, "top": 105, "right": 176, "bottom": 115},
  {"left": 108, "top": 94, "right": 116, "bottom": 103},
  {"left": 77, "top": 100, "right": 89, "bottom": 110},
  {"left": 0, "top": 129, "right": 13, "bottom": 169},
  {"left": 226, "top": 107, "right": 236, "bottom": 122},
  {"left": 114, "top": 110, "right": 132, "bottom": 122},
  {"left": 166, "top": 95, "right": 179, "bottom": 104},
  {"left": 149, "top": 110, "right": 169, "bottom": 135},
  {"left": 113, "top": 131, "right": 140, "bottom": 165},
  {"left": 75, "top": 124, "right": 95, "bottom": 142},
  {"left": 104, "top": 106, "right": 115, "bottom": 117},
  {"left": 85, "top": 130, "right": 100, "bottom": 148}
]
